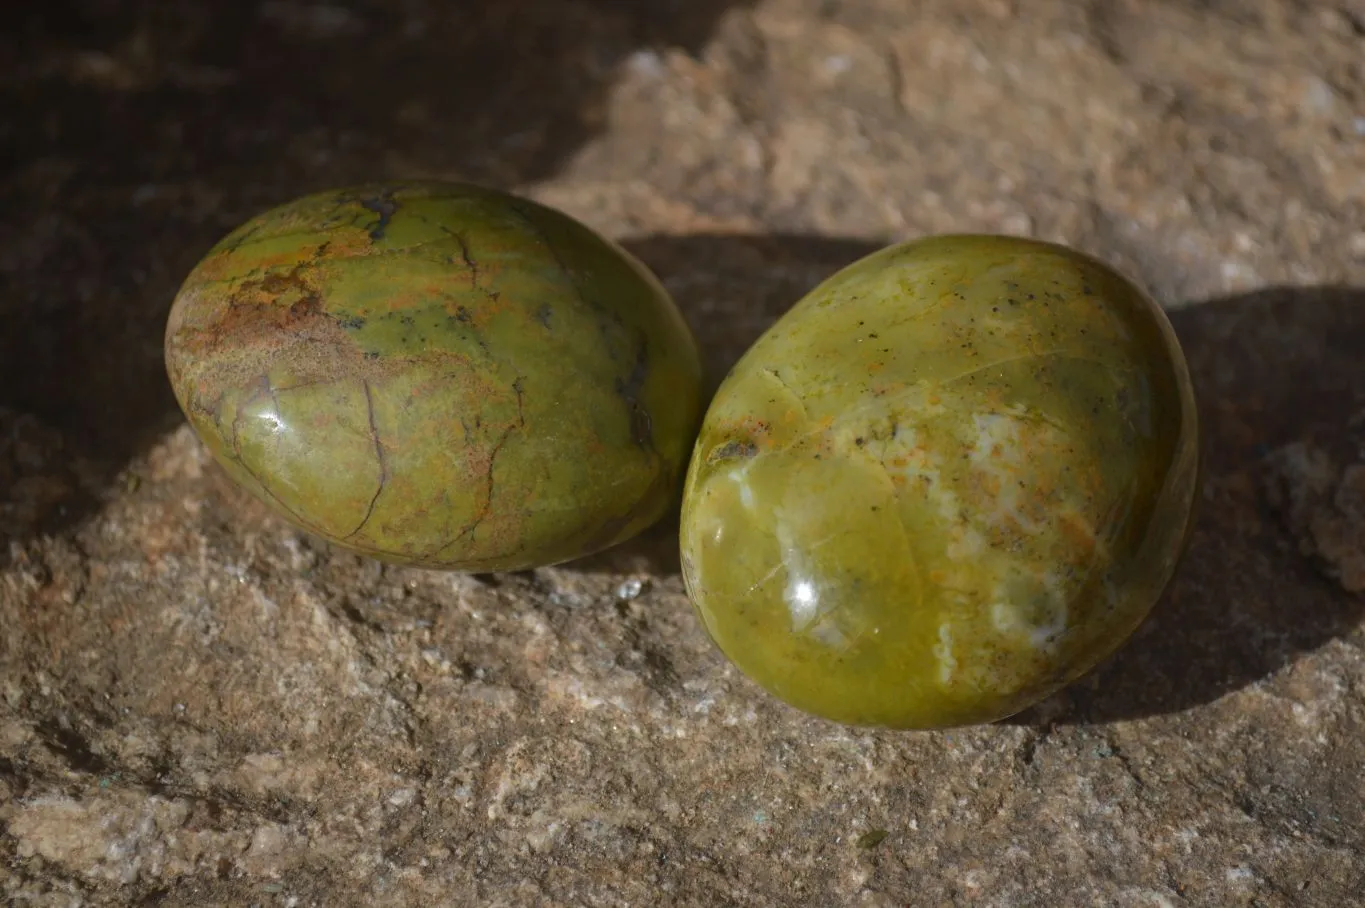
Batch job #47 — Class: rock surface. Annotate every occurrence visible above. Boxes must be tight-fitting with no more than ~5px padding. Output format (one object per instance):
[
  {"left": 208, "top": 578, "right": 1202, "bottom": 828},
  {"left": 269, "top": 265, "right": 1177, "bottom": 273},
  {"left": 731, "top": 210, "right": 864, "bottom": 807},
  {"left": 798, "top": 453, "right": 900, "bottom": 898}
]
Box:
[{"left": 3, "top": 1, "right": 1364, "bottom": 905}]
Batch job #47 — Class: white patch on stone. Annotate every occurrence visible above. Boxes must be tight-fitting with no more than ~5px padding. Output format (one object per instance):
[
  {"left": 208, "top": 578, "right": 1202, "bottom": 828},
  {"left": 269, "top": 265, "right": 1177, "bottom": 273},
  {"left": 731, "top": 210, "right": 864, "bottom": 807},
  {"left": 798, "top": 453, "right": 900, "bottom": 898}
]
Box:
[
  {"left": 807, "top": 618, "right": 847, "bottom": 648},
  {"left": 934, "top": 624, "right": 958, "bottom": 684},
  {"left": 991, "top": 602, "right": 1022, "bottom": 635},
  {"left": 989, "top": 570, "right": 1069, "bottom": 652},
  {"left": 968, "top": 412, "right": 1044, "bottom": 535},
  {"left": 1029, "top": 570, "right": 1070, "bottom": 650},
  {"left": 945, "top": 525, "right": 985, "bottom": 560}
]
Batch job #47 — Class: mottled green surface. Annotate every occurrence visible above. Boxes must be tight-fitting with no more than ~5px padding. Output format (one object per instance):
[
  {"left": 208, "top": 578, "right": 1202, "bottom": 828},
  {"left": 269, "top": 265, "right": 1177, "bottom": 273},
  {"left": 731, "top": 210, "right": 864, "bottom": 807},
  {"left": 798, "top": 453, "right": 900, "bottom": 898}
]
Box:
[
  {"left": 165, "top": 182, "right": 703, "bottom": 571},
  {"left": 680, "top": 235, "right": 1200, "bottom": 729}
]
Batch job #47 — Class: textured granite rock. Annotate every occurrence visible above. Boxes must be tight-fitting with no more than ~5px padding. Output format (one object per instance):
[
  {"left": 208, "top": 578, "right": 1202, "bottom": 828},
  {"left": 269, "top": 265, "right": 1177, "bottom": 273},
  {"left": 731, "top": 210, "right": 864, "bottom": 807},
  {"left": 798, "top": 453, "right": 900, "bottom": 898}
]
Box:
[
  {"left": 3, "top": 1, "right": 1364, "bottom": 905},
  {"left": 1266, "top": 419, "right": 1365, "bottom": 595}
]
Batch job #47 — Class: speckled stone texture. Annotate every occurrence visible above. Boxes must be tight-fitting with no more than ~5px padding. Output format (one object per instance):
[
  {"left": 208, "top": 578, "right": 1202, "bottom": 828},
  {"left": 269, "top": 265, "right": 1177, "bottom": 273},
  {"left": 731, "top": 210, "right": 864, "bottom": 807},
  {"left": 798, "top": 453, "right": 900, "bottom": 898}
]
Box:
[{"left": 2, "top": 1, "right": 1364, "bottom": 905}]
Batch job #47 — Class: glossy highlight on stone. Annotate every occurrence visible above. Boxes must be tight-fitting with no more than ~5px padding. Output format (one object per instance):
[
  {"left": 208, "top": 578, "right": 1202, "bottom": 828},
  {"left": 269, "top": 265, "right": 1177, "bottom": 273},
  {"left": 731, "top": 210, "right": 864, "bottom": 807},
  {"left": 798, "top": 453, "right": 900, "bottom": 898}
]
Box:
[
  {"left": 165, "top": 181, "right": 704, "bottom": 572},
  {"left": 679, "top": 235, "right": 1200, "bottom": 729}
]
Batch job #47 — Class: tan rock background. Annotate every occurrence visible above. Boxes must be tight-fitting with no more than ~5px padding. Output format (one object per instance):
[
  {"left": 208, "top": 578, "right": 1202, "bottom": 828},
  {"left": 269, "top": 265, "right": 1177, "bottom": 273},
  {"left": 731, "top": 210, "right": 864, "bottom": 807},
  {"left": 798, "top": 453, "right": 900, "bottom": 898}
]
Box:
[{"left": 3, "top": 1, "right": 1365, "bottom": 904}]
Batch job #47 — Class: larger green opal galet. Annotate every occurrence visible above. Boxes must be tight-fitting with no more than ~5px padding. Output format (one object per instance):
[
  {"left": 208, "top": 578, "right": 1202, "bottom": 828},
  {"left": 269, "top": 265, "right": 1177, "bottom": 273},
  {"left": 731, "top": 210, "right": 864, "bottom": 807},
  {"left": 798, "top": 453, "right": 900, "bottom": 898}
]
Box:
[
  {"left": 165, "top": 182, "right": 703, "bottom": 572},
  {"left": 679, "top": 235, "right": 1200, "bottom": 729}
]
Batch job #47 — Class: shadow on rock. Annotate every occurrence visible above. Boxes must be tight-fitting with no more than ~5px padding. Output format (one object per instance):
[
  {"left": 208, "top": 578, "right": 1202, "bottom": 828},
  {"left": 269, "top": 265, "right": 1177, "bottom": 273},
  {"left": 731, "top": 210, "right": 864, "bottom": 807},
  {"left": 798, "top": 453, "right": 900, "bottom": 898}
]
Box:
[
  {"left": 1020, "top": 284, "right": 1365, "bottom": 724},
  {"left": 0, "top": 0, "right": 755, "bottom": 550},
  {"left": 561, "top": 232, "right": 884, "bottom": 577}
]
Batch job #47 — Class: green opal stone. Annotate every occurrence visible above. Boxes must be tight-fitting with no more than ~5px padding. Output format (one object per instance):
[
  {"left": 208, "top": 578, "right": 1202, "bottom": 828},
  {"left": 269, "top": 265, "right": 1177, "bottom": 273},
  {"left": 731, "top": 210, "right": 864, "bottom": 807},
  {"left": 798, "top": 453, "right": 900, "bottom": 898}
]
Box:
[
  {"left": 679, "top": 235, "right": 1200, "bottom": 729},
  {"left": 165, "top": 181, "right": 703, "bottom": 572}
]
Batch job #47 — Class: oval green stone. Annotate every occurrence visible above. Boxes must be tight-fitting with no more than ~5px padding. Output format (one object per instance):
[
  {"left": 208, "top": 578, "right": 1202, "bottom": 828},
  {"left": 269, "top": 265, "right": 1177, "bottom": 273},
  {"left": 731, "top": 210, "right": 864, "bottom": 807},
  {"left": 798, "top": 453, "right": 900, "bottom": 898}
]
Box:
[
  {"left": 679, "top": 235, "right": 1200, "bottom": 729},
  {"left": 165, "top": 181, "right": 703, "bottom": 572}
]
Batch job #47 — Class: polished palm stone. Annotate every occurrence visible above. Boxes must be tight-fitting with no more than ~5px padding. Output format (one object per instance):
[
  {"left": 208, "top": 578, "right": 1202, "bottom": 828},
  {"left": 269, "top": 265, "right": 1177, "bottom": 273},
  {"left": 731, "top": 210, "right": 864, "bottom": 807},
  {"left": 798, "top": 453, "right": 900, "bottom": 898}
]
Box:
[
  {"left": 679, "top": 234, "right": 1200, "bottom": 729},
  {"left": 165, "top": 181, "right": 703, "bottom": 572}
]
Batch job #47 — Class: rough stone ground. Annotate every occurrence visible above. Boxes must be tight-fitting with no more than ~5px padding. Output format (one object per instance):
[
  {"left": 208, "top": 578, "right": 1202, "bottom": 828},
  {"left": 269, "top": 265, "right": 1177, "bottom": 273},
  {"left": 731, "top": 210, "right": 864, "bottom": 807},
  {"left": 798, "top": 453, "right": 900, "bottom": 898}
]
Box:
[{"left": 3, "top": 1, "right": 1365, "bottom": 905}]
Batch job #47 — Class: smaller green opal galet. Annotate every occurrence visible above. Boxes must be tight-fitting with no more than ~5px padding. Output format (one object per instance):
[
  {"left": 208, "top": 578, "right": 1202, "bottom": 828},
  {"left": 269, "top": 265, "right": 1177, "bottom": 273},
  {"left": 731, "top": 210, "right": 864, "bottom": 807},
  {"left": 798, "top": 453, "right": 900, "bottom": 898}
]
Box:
[
  {"left": 679, "top": 235, "right": 1200, "bottom": 729},
  {"left": 165, "top": 182, "right": 703, "bottom": 571}
]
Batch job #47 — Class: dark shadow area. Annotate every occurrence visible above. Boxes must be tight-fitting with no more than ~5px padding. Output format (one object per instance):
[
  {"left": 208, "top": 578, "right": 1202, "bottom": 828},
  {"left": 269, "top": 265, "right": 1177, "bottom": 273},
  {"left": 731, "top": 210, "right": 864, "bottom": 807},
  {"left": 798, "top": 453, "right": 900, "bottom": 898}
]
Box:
[
  {"left": 0, "top": 0, "right": 755, "bottom": 548},
  {"left": 624, "top": 233, "right": 886, "bottom": 388},
  {"left": 1017, "top": 284, "right": 1365, "bottom": 724}
]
